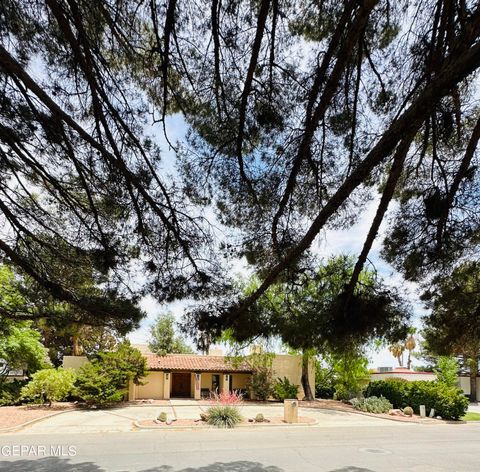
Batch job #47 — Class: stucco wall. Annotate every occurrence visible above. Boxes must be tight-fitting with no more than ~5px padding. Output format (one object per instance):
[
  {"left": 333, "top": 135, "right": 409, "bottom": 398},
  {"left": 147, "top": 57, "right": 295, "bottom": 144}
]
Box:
[
  {"left": 201, "top": 372, "right": 213, "bottom": 390},
  {"left": 271, "top": 354, "right": 315, "bottom": 400},
  {"left": 62, "top": 356, "right": 88, "bottom": 370},
  {"left": 370, "top": 372, "right": 437, "bottom": 382},
  {"left": 136, "top": 372, "right": 164, "bottom": 400},
  {"left": 458, "top": 376, "right": 480, "bottom": 400},
  {"left": 231, "top": 373, "right": 250, "bottom": 390}
]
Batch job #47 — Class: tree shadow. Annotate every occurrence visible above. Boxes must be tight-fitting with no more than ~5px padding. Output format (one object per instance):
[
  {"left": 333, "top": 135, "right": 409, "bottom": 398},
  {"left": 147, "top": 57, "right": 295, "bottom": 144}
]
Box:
[
  {"left": 0, "top": 458, "right": 284, "bottom": 472},
  {"left": 141, "top": 462, "right": 284, "bottom": 472},
  {"left": 0, "top": 456, "right": 103, "bottom": 472},
  {"left": 327, "top": 468, "right": 375, "bottom": 472}
]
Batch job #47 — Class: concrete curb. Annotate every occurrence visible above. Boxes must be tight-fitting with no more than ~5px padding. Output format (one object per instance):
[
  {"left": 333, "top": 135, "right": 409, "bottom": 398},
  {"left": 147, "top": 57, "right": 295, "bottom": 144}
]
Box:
[
  {"left": 300, "top": 405, "right": 463, "bottom": 425},
  {"left": 133, "top": 418, "right": 318, "bottom": 431},
  {"left": 0, "top": 408, "right": 75, "bottom": 433}
]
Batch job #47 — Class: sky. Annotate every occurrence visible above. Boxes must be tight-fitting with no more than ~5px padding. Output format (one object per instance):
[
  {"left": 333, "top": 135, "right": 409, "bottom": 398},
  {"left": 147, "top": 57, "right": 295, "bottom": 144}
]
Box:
[{"left": 127, "top": 115, "right": 427, "bottom": 369}]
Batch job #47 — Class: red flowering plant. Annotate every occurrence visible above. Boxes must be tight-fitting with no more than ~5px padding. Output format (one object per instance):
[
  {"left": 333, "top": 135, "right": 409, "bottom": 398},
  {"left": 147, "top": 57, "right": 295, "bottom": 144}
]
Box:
[{"left": 209, "top": 389, "right": 244, "bottom": 405}]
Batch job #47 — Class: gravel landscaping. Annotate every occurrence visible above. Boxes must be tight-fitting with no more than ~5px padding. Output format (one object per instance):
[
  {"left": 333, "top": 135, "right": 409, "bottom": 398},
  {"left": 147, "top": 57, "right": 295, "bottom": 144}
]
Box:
[
  {"left": 0, "top": 403, "right": 76, "bottom": 430},
  {"left": 136, "top": 416, "right": 317, "bottom": 428}
]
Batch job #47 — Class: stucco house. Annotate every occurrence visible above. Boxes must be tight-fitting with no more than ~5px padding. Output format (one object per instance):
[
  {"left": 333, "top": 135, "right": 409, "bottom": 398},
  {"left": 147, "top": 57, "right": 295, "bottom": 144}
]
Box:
[
  {"left": 63, "top": 345, "right": 315, "bottom": 401},
  {"left": 127, "top": 346, "right": 315, "bottom": 401}
]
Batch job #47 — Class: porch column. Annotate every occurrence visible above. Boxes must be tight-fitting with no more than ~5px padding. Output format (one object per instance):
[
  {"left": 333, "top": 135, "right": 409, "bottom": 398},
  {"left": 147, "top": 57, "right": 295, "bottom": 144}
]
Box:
[
  {"left": 194, "top": 373, "right": 202, "bottom": 399},
  {"left": 163, "top": 371, "right": 171, "bottom": 399},
  {"left": 221, "top": 374, "right": 230, "bottom": 393}
]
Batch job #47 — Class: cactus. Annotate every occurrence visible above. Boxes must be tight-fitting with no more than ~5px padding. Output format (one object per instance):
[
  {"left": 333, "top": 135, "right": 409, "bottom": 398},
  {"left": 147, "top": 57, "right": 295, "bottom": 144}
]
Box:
[
  {"left": 403, "top": 406, "right": 414, "bottom": 417},
  {"left": 157, "top": 412, "right": 167, "bottom": 422},
  {"left": 255, "top": 413, "right": 265, "bottom": 423}
]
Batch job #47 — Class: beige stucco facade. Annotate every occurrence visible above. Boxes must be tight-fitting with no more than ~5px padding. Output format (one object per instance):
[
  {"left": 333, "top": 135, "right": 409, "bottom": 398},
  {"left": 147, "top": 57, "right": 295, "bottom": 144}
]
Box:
[{"left": 127, "top": 352, "right": 313, "bottom": 401}]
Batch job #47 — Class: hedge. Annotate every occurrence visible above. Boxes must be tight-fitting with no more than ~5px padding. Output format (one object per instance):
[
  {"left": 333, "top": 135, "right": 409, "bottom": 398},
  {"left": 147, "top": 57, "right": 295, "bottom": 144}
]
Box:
[{"left": 365, "top": 379, "right": 468, "bottom": 420}]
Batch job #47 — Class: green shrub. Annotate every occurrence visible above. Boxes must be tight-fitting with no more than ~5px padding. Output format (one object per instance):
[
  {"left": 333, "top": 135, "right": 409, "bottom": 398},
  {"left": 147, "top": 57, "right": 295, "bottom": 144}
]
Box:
[
  {"left": 403, "top": 406, "right": 413, "bottom": 416},
  {"left": 434, "top": 357, "right": 459, "bottom": 388},
  {"left": 75, "top": 362, "right": 125, "bottom": 404},
  {"left": 0, "top": 380, "right": 27, "bottom": 406},
  {"left": 350, "top": 396, "right": 392, "bottom": 414},
  {"left": 157, "top": 412, "right": 167, "bottom": 422},
  {"left": 273, "top": 377, "right": 299, "bottom": 401},
  {"left": 365, "top": 378, "right": 409, "bottom": 408},
  {"left": 315, "top": 362, "right": 335, "bottom": 399},
  {"left": 248, "top": 366, "right": 274, "bottom": 401},
  {"left": 75, "top": 342, "right": 146, "bottom": 404},
  {"left": 207, "top": 405, "right": 243, "bottom": 428},
  {"left": 364, "top": 379, "right": 468, "bottom": 420},
  {"left": 21, "top": 368, "right": 76, "bottom": 405}
]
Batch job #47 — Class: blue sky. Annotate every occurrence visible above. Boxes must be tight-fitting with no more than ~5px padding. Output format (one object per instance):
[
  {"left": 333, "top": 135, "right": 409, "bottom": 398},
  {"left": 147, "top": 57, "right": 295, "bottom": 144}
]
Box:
[{"left": 128, "top": 115, "right": 426, "bottom": 369}]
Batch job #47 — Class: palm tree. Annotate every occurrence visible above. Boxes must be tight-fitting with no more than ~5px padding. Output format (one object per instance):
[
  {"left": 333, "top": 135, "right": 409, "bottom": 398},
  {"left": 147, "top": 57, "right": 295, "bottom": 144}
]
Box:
[
  {"left": 389, "top": 343, "right": 405, "bottom": 367},
  {"left": 405, "top": 335, "right": 416, "bottom": 370}
]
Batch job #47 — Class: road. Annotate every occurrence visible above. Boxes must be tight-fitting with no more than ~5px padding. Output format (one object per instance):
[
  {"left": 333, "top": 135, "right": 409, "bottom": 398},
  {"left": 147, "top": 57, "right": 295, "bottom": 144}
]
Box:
[{"left": 0, "top": 422, "right": 479, "bottom": 471}]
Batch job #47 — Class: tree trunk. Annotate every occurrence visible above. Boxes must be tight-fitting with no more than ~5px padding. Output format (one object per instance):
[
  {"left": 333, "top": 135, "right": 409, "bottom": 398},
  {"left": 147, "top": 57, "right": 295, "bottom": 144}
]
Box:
[
  {"left": 469, "top": 358, "right": 477, "bottom": 402},
  {"left": 301, "top": 352, "right": 314, "bottom": 401},
  {"left": 407, "top": 351, "right": 412, "bottom": 370},
  {"left": 72, "top": 334, "right": 81, "bottom": 356}
]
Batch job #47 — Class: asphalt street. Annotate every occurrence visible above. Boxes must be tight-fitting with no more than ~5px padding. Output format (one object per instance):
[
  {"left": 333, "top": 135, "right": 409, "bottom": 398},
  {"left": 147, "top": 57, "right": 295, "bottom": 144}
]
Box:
[{"left": 0, "top": 421, "right": 479, "bottom": 472}]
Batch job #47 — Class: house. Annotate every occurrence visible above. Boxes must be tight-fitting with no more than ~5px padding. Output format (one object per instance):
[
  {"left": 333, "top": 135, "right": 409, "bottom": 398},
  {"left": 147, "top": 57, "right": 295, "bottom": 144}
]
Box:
[
  {"left": 127, "top": 346, "right": 315, "bottom": 401},
  {"left": 63, "top": 345, "right": 315, "bottom": 401}
]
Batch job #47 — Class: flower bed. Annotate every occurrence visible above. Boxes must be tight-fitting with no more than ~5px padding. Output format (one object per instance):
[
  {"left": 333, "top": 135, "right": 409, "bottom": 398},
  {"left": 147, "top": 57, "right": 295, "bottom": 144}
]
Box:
[{"left": 136, "top": 416, "right": 316, "bottom": 428}]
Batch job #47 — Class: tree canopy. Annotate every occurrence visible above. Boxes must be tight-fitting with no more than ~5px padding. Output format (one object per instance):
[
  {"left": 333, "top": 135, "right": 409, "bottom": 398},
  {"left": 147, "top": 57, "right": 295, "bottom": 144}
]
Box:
[
  {"left": 422, "top": 261, "right": 480, "bottom": 399},
  {"left": 1, "top": 1, "right": 480, "bottom": 340},
  {"left": 148, "top": 312, "right": 193, "bottom": 356}
]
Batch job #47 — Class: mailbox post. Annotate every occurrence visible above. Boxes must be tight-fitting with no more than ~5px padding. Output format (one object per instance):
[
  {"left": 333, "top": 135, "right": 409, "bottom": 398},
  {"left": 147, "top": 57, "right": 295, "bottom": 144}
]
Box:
[{"left": 284, "top": 399, "right": 298, "bottom": 424}]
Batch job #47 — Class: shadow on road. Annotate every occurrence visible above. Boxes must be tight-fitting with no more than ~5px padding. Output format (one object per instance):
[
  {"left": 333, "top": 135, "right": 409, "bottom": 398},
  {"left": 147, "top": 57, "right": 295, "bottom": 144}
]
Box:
[
  {"left": 0, "top": 458, "right": 284, "bottom": 472},
  {"left": 328, "top": 468, "right": 375, "bottom": 472}
]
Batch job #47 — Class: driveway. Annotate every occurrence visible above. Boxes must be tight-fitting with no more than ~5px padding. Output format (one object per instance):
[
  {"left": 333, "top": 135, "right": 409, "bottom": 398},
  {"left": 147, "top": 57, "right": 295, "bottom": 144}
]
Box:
[{"left": 6, "top": 402, "right": 398, "bottom": 435}]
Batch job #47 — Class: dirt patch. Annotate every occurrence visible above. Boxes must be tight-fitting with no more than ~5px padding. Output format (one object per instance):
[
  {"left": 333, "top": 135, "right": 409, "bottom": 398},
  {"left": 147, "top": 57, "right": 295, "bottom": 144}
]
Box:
[
  {"left": 0, "top": 403, "right": 76, "bottom": 430},
  {"left": 137, "top": 416, "right": 316, "bottom": 429}
]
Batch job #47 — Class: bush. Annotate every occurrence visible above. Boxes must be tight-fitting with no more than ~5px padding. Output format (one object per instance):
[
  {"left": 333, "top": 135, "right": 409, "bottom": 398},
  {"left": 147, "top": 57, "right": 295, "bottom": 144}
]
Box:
[
  {"left": 207, "top": 405, "right": 243, "bottom": 428},
  {"left": 435, "top": 357, "right": 459, "bottom": 388},
  {"left": 350, "top": 396, "right": 392, "bottom": 414},
  {"left": 0, "top": 380, "right": 27, "bottom": 406},
  {"left": 21, "top": 368, "right": 76, "bottom": 405},
  {"left": 273, "top": 377, "right": 299, "bottom": 401},
  {"left": 75, "top": 342, "right": 146, "bottom": 404},
  {"left": 315, "top": 362, "right": 335, "bottom": 399},
  {"left": 255, "top": 413, "right": 265, "bottom": 423},
  {"left": 75, "top": 361, "right": 125, "bottom": 404},
  {"left": 364, "top": 379, "right": 468, "bottom": 420},
  {"left": 365, "top": 378, "right": 409, "bottom": 408},
  {"left": 403, "top": 406, "right": 413, "bottom": 416},
  {"left": 157, "top": 412, "right": 167, "bottom": 422},
  {"left": 248, "top": 366, "right": 274, "bottom": 401},
  {"left": 209, "top": 390, "right": 243, "bottom": 405}
]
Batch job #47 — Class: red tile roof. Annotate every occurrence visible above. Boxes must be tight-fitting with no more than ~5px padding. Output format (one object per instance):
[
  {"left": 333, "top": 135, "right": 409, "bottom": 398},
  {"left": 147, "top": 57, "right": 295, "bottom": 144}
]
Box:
[{"left": 144, "top": 354, "right": 253, "bottom": 373}]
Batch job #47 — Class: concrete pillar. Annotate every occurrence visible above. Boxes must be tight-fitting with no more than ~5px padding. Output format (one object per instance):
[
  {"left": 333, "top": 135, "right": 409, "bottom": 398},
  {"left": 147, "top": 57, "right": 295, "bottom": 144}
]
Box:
[
  {"left": 420, "top": 405, "right": 426, "bottom": 417},
  {"left": 284, "top": 399, "right": 298, "bottom": 424},
  {"left": 221, "top": 374, "right": 230, "bottom": 393},
  {"left": 128, "top": 380, "right": 136, "bottom": 401},
  {"left": 163, "top": 372, "right": 171, "bottom": 399},
  {"left": 194, "top": 373, "right": 202, "bottom": 399}
]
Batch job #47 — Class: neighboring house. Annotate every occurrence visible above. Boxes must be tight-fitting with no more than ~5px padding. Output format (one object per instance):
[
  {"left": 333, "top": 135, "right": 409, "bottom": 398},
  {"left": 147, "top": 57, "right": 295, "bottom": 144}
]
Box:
[
  {"left": 371, "top": 366, "right": 480, "bottom": 401},
  {"left": 127, "top": 346, "right": 315, "bottom": 401}
]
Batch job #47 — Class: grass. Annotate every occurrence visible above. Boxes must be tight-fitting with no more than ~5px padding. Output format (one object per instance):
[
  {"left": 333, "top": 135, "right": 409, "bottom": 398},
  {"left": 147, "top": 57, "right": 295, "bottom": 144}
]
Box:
[{"left": 461, "top": 412, "right": 480, "bottom": 421}]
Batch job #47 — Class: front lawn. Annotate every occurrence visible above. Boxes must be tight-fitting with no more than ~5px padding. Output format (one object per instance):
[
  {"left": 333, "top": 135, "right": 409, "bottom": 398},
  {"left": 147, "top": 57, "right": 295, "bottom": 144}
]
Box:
[{"left": 461, "top": 412, "right": 480, "bottom": 421}]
